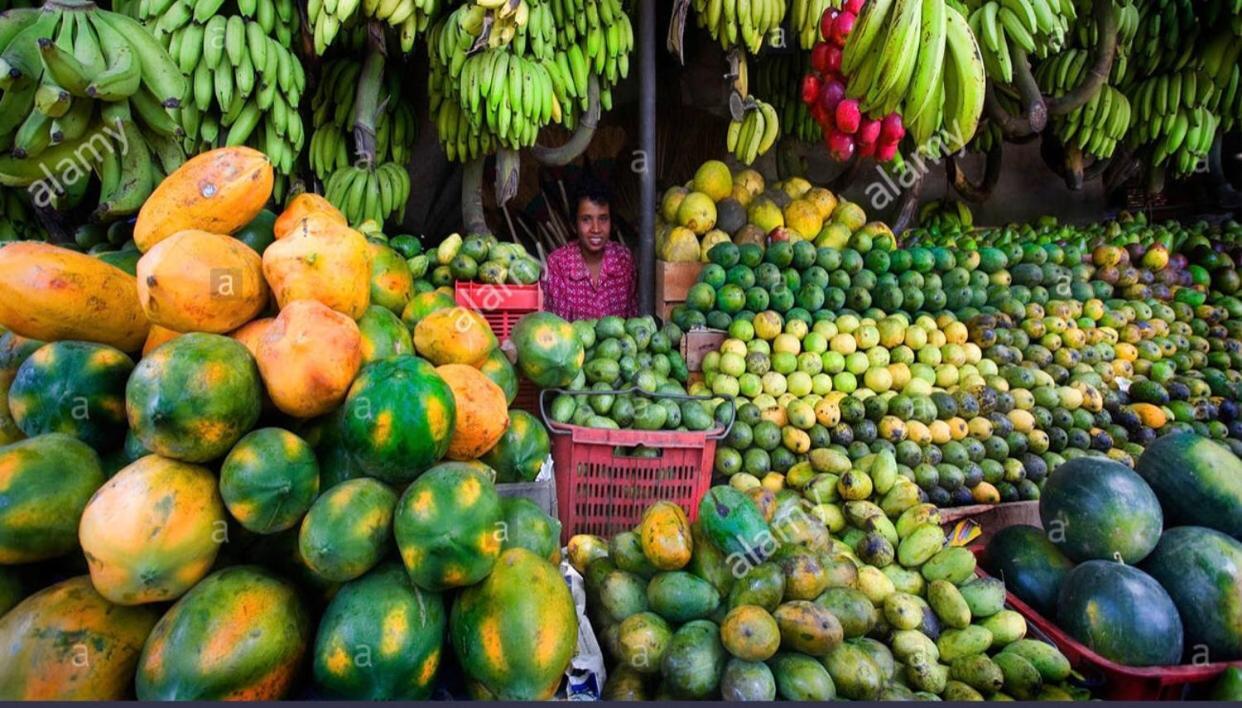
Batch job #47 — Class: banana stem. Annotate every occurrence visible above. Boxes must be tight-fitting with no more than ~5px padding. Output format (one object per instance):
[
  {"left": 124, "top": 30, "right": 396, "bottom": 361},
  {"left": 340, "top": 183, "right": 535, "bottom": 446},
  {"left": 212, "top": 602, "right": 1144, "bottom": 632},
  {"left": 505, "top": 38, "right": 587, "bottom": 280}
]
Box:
[
  {"left": 984, "top": 52, "right": 1046, "bottom": 139},
  {"left": 531, "top": 75, "right": 601, "bottom": 166},
  {"left": 494, "top": 148, "right": 520, "bottom": 207},
  {"left": 47, "top": 0, "right": 97, "bottom": 9},
  {"left": 892, "top": 169, "right": 924, "bottom": 236},
  {"left": 1045, "top": 0, "right": 1117, "bottom": 116},
  {"left": 30, "top": 202, "right": 72, "bottom": 244},
  {"left": 462, "top": 156, "right": 492, "bottom": 236},
  {"left": 351, "top": 22, "right": 387, "bottom": 170},
  {"left": 1103, "top": 146, "right": 1141, "bottom": 194},
  {"left": 828, "top": 153, "right": 863, "bottom": 193},
  {"left": 947, "top": 141, "right": 1003, "bottom": 203}
]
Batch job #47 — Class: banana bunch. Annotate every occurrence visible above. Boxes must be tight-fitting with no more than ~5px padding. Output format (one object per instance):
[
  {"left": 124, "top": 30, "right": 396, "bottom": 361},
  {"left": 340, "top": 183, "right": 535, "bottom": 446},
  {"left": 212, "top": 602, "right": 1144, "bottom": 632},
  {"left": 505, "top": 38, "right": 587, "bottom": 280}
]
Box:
[
  {"left": 690, "top": 0, "right": 788, "bottom": 55},
  {"left": 512, "top": 0, "right": 555, "bottom": 60},
  {"left": 132, "top": 0, "right": 304, "bottom": 196},
  {"left": 917, "top": 197, "right": 973, "bottom": 230},
  {"left": 1201, "top": 30, "right": 1242, "bottom": 130},
  {"left": 545, "top": 0, "right": 632, "bottom": 120},
  {"left": 1052, "top": 84, "right": 1130, "bottom": 159},
  {"left": 1124, "top": 69, "right": 1221, "bottom": 176},
  {"left": 307, "top": 0, "right": 441, "bottom": 54},
  {"left": 1068, "top": 0, "right": 1137, "bottom": 84},
  {"left": 308, "top": 58, "right": 417, "bottom": 180},
  {"left": 844, "top": 0, "right": 987, "bottom": 152},
  {"left": 967, "top": 0, "right": 1076, "bottom": 84},
  {"left": 726, "top": 97, "right": 780, "bottom": 165},
  {"left": 968, "top": 118, "right": 1002, "bottom": 152},
  {"left": 1127, "top": 0, "right": 1201, "bottom": 80},
  {"left": 791, "top": 0, "right": 841, "bottom": 49},
  {"left": 434, "top": 98, "right": 499, "bottom": 161},
  {"left": 324, "top": 161, "right": 410, "bottom": 227},
  {"left": 463, "top": 50, "right": 559, "bottom": 149},
  {"left": 0, "top": 5, "right": 187, "bottom": 220},
  {"left": 0, "top": 187, "right": 42, "bottom": 241},
  {"left": 753, "top": 52, "right": 821, "bottom": 142}
]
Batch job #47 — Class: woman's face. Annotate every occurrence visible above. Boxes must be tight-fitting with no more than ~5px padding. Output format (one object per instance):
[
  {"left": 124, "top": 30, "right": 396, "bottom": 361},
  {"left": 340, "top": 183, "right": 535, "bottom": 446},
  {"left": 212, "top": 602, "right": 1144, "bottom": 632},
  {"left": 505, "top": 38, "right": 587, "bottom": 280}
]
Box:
[{"left": 577, "top": 198, "right": 611, "bottom": 254}]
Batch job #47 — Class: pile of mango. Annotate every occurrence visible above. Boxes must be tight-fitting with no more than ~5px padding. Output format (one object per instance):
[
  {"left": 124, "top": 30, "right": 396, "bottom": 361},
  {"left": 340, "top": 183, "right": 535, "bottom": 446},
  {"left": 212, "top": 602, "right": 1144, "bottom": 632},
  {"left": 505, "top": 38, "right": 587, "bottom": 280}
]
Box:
[{"left": 567, "top": 484, "right": 1086, "bottom": 701}]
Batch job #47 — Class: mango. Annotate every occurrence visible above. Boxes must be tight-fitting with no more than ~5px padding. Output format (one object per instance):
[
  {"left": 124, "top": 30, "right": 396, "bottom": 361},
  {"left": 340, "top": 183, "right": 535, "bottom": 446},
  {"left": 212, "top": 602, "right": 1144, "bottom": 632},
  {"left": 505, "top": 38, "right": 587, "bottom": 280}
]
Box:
[
  {"left": 884, "top": 592, "right": 926, "bottom": 631},
  {"left": 823, "top": 643, "right": 883, "bottom": 700},
  {"left": 928, "top": 580, "right": 972, "bottom": 629},
  {"left": 851, "top": 637, "right": 897, "bottom": 683},
  {"left": 646, "top": 572, "right": 720, "bottom": 623},
  {"left": 768, "top": 651, "right": 836, "bottom": 700},
  {"left": 661, "top": 619, "right": 727, "bottom": 698},
  {"left": 772, "top": 600, "right": 843, "bottom": 657},
  {"left": 880, "top": 479, "right": 922, "bottom": 518},
  {"left": 992, "top": 651, "right": 1043, "bottom": 700},
  {"left": 639, "top": 501, "right": 693, "bottom": 571},
  {"left": 698, "top": 486, "right": 771, "bottom": 564},
  {"left": 950, "top": 654, "right": 1005, "bottom": 694},
  {"left": 720, "top": 605, "right": 781, "bottom": 662},
  {"left": 617, "top": 611, "right": 672, "bottom": 674},
  {"left": 814, "top": 587, "right": 877, "bottom": 638},
  {"left": 600, "top": 569, "right": 649, "bottom": 623},
  {"left": 610, "top": 531, "right": 658, "bottom": 579},
  {"left": 687, "top": 521, "right": 734, "bottom": 597},
  {"left": 720, "top": 658, "right": 776, "bottom": 701},
  {"left": 981, "top": 610, "right": 1028, "bottom": 647},
  {"left": 882, "top": 565, "right": 927, "bottom": 596},
  {"left": 920, "top": 547, "right": 978, "bottom": 584},
  {"left": 937, "top": 626, "right": 994, "bottom": 662},
  {"left": 904, "top": 651, "right": 949, "bottom": 694},
  {"left": 944, "top": 679, "right": 986, "bottom": 701},
  {"left": 898, "top": 524, "right": 948, "bottom": 568},
  {"left": 819, "top": 553, "right": 859, "bottom": 589},
  {"left": 958, "top": 577, "right": 1006, "bottom": 618},
  {"left": 728, "top": 562, "right": 785, "bottom": 612},
  {"left": 856, "top": 565, "right": 896, "bottom": 605},
  {"left": 896, "top": 504, "right": 941, "bottom": 538},
  {"left": 891, "top": 629, "right": 940, "bottom": 663},
  {"left": 1001, "top": 639, "right": 1072, "bottom": 682},
  {"left": 855, "top": 532, "right": 895, "bottom": 568},
  {"left": 775, "top": 550, "right": 828, "bottom": 601}
]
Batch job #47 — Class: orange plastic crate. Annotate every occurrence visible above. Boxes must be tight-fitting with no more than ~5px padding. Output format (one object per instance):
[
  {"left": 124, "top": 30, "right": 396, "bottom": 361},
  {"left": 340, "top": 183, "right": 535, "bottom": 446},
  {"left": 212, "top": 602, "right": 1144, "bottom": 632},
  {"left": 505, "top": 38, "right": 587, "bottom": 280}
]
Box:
[
  {"left": 541, "top": 389, "right": 732, "bottom": 543},
  {"left": 454, "top": 282, "right": 543, "bottom": 341}
]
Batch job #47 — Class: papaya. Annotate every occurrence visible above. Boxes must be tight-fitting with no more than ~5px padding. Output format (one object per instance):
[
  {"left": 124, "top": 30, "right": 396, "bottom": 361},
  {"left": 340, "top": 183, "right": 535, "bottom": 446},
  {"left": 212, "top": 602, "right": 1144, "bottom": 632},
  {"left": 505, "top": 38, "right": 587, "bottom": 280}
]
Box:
[
  {"left": 134, "top": 146, "right": 273, "bottom": 252},
  {"left": 566, "top": 534, "right": 609, "bottom": 574},
  {"left": 414, "top": 307, "right": 498, "bottom": 367},
  {"left": 298, "top": 478, "right": 397, "bottom": 583},
  {"left": 229, "top": 317, "right": 274, "bottom": 358},
  {"left": 274, "top": 193, "right": 346, "bottom": 240},
  {"left": 255, "top": 300, "right": 362, "bottom": 418},
  {"left": 142, "top": 325, "right": 182, "bottom": 357},
  {"left": 435, "top": 364, "right": 509, "bottom": 460},
  {"left": 0, "top": 434, "right": 105, "bottom": 564},
  {"left": 136, "top": 230, "right": 269, "bottom": 333},
  {"left": 0, "top": 242, "right": 149, "bottom": 352},
  {"left": 262, "top": 218, "right": 372, "bottom": 319}
]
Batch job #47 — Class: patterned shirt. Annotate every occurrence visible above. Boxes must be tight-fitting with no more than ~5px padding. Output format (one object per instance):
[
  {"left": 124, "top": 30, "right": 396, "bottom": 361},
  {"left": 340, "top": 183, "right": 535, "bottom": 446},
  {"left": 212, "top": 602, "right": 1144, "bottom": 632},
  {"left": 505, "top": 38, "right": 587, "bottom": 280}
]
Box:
[{"left": 541, "top": 241, "right": 638, "bottom": 321}]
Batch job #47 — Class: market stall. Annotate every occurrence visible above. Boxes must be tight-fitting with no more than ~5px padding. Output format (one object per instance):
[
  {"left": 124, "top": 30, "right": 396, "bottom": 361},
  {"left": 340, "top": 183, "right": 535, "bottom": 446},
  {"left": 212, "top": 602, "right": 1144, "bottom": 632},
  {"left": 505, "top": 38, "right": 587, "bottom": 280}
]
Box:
[{"left": 0, "top": 0, "right": 1241, "bottom": 702}]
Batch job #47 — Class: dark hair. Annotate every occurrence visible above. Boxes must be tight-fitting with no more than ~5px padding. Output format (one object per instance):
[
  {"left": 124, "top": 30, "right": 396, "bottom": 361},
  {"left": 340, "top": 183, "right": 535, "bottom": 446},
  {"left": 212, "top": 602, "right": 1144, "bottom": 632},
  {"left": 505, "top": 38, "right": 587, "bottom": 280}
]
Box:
[{"left": 573, "top": 174, "right": 611, "bottom": 213}]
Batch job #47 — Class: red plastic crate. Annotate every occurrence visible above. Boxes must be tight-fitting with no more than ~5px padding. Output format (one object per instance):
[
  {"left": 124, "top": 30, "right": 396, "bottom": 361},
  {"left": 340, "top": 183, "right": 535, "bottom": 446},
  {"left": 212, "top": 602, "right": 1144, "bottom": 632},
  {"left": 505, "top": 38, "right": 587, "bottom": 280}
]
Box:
[
  {"left": 971, "top": 547, "right": 1242, "bottom": 700},
  {"left": 541, "top": 390, "right": 732, "bottom": 543},
  {"left": 454, "top": 282, "right": 543, "bottom": 341}
]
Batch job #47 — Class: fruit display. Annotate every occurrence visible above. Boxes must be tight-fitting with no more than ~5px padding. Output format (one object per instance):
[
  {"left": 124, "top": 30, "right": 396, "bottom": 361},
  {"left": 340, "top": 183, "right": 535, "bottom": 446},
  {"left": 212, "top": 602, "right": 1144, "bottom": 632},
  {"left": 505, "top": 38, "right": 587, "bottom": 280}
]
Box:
[
  {"left": 0, "top": 146, "right": 577, "bottom": 700},
  {"left": 427, "top": 0, "right": 633, "bottom": 161},
  {"left": 0, "top": 2, "right": 186, "bottom": 219},
  {"left": 983, "top": 435, "right": 1242, "bottom": 667},
  {"left": 543, "top": 315, "right": 731, "bottom": 433},
  {"left": 122, "top": 0, "right": 306, "bottom": 198},
  {"left": 571, "top": 487, "right": 1089, "bottom": 700},
  {"left": 430, "top": 231, "right": 542, "bottom": 286},
  {"left": 801, "top": 0, "right": 987, "bottom": 160}
]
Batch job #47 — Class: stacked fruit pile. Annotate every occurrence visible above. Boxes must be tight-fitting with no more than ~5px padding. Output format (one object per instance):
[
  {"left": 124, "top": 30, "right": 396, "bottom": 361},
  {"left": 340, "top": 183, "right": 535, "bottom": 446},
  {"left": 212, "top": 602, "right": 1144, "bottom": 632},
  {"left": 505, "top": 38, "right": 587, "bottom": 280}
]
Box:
[
  {"left": 0, "top": 2, "right": 186, "bottom": 218},
  {"left": 0, "top": 146, "right": 588, "bottom": 700},
  {"left": 126, "top": 0, "right": 306, "bottom": 197},
  {"left": 570, "top": 487, "right": 1086, "bottom": 700},
  {"left": 802, "top": 0, "right": 987, "bottom": 159},
  {"left": 543, "top": 316, "right": 728, "bottom": 434},
  {"left": 429, "top": 231, "right": 542, "bottom": 287},
  {"left": 428, "top": 0, "right": 633, "bottom": 161},
  {"left": 657, "top": 160, "right": 863, "bottom": 263},
  {"left": 984, "top": 433, "right": 1242, "bottom": 668}
]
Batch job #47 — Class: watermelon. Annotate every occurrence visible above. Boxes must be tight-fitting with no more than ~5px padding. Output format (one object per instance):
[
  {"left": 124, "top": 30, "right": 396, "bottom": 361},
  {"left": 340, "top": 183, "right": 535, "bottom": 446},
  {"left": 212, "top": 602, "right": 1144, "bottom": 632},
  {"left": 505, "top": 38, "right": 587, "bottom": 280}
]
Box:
[
  {"left": 298, "top": 478, "right": 397, "bottom": 583},
  {"left": 1039, "top": 457, "right": 1163, "bottom": 564},
  {"left": 498, "top": 496, "right": 561, "bottom": 563},
  {"left": 235, "top": 208, "right": 277, "bottom": 254},
  {"left": 341, "top": 355, "right": 456, "bottom": 485},
  {"left": 394, "top": 461, "right": 503, "bottom": 591},
  {"left": 450, "top": 548, "right": 578, "bottom": 700},
  {"left": 125, "top": 333, "right": 262, "bottom": 463},
  {"left": 0, "top": 576, "right": 159, "bottom": 699},
  {"left": 1056, "top": 561, "right": 1184, "bottom": 667},
  {"left": 981, "top": 524, "right": 1075, "bottom": 617},
  {"left": 477, "top": 347, "right": 519, "bottom": 405},
  {"left": 356, "top": 305, "right": 414, "bottom": 364},
  {"left": 480, "top": 409, "right": 551, "bottom": 483},
  {"left": 511, "top": 312, "right": 585, "bottom": 388},
  {"left": 8, "top": 341, "right": 133, "bottom": 450},
  {"left": 0, "top": 433, "right": 104, "bottom": 564},
  {"left": 136, "top": 566, "right": 310, "bottom": 700},
  {"left": 312, "top": 563, "right": 446, "bottom": 699},
  {"left": 1135, "top": 433, "right": 1242, "bottom": 539},
  {"left": 1141, "top": 526, "right": 1242, "bottom": 661},
  {"left": 220, "top": 427, "right": 320, "bottom": 534}
]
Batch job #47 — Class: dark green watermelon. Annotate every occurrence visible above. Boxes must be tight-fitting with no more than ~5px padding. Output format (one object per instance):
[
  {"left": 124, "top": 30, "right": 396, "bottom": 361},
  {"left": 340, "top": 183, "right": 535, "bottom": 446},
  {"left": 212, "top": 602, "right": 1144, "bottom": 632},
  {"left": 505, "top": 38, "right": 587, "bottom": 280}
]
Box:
[
  {"left": 1135, "top": 433, "right": 1242, "bottom": 539},
  {"left": 1039, "top": 457, "right": 1163, "bottom": 564},
  {"left": 1141, "top": 526, "right": 1242, "bottom": 661},
  {"left": 981, "top": 524, "right": 1075, "bottom": 617},
  {"left": 1056, "top": 561, "right": 1183, "bottom": 667}
]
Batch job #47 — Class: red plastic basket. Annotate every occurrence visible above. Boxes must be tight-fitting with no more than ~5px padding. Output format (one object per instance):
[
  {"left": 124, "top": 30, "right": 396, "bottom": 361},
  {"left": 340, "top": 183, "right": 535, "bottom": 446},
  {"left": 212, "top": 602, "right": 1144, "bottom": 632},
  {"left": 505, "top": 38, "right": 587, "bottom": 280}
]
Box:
[
  {"left": 541, "top": 389, "right": 733, "bottom": 543},
  {"left": 454, "top": 282, "right": 543, "bottom": 341},
  {"left": 970, "top": 547, "right": 1242, "bottom": 700}
]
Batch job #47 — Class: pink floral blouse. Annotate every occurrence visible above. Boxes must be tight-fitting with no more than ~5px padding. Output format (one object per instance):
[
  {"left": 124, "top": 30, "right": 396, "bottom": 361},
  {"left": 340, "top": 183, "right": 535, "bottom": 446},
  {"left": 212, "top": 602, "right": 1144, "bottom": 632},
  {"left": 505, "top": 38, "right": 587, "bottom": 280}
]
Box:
[{"left": 541, "top": 241, "right": 638, "bottom": 321}]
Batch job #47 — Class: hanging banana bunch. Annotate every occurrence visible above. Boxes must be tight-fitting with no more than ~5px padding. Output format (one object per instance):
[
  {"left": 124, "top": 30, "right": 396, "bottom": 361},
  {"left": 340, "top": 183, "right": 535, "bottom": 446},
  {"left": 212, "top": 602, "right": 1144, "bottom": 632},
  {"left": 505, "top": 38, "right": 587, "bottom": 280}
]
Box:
[
  {"left": 0, "top": 3, "right": 186, "bottom": 221},
  {"left": 128, "top": 0, "right": 304, "bottom": 200},
  {"left": 790, "top": 0, "right": 842, "bottom": 49},
  {"left": 726, "top": 97, "right": 780, "bottom": 165},
  {"left": 967, "top": 0, "right": 1077, "bottom": 85},
  {"left": 753, "top": 53, "right": 821, "bottom": 142},
  {"left": 323, "top": 161, "right": 411, "bottom": 228},
  {"left": 307, "top": 0, "right": 442, "bottom": 55},
  {"left": 0, "top": 187, "right": 43, "bottom": 241},
  {"left": 690, "top": 0, "right": 788, "bottom": 55},
  {"left": 1123, "top": 69, "right": 1221, "bottom": 177},
  {"left": 308, "top": 59, "right": 417, "bottom": 180}
]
